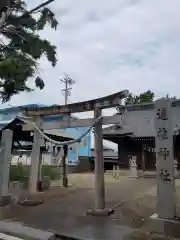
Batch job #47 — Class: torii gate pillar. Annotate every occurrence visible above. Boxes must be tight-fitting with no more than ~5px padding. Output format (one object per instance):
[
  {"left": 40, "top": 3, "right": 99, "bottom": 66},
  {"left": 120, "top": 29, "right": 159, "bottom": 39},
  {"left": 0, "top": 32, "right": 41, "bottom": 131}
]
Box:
[
  {"left": 87, "top": 108, "right": 113, "bottom": 216},
  {"left": 29, "top": 117, "right": 42, "bottom": 194},
  {"left": 0, "top": 129, "right": 13, "bottom": 206}
]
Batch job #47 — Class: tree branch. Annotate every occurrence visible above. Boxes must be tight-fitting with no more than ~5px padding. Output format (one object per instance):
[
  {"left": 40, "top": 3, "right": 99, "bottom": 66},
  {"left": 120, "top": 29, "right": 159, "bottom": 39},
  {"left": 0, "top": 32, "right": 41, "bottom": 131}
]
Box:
[
  {"left": 27, "top": 0, "right": 56, "bottom": 15},
  {"left": 1, "top": 0, "right": 56, "bottom": 29}
]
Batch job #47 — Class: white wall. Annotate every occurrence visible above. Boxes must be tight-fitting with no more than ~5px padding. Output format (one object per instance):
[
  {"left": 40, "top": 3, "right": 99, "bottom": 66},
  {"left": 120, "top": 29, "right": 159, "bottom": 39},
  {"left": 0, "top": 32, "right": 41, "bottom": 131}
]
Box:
[
  {"left": 11, "top": 153, "right": 71, "bottom": 165},
  {"left": 11, "top": 154, "right": 53, "bottom": 165}
]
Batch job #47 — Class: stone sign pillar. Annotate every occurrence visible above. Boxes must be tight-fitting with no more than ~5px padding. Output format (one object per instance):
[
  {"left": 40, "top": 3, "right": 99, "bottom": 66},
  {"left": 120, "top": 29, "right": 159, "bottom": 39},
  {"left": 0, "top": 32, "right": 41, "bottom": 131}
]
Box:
[
  {"left": 155, "top": 98, "right": 176, "bottom": 219},
  {"left": 87, "top": 108, "right": 113, "bottom": 216},
  {"left": 29, "top": 117, "right": 42, "bottom": 194},
  {"left": 0, "top": 129, "right": 13, "bottom": 206}
]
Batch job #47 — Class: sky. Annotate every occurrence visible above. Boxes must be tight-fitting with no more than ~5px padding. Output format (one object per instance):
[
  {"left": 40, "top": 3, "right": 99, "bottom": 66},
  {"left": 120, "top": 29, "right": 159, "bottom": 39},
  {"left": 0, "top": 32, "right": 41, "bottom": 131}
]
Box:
[
  {"left": 6, "top": 0, "right": 180, "bottom": 111},
  {"left": 3, "top": 0, "right": 180, "bottom": 147}
]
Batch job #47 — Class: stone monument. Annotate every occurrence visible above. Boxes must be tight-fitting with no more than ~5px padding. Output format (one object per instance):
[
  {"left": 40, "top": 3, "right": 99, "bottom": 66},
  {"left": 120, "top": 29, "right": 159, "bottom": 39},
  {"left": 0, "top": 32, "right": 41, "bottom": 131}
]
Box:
[
  {"left": 155, "top": 98, "right": 175, "bottom": 219},
  {"left": 148, "top": 98, "right": 180, "bottom": 238}
]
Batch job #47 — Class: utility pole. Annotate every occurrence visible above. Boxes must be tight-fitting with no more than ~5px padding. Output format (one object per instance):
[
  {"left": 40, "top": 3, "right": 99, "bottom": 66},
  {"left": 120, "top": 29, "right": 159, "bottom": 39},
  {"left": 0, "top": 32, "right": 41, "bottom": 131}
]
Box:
[
  {"left": 60, "top": 73, "right": 75, "bottom": 187},
  {"left": 60, "top": 73, "right": 75, "bottom": 105}
]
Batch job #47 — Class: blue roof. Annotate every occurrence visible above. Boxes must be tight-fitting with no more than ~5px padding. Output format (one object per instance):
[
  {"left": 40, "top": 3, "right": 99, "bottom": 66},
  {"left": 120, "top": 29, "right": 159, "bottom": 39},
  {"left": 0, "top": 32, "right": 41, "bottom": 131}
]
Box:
[
  {"left": 19, "top": 104, "right": 58, "bottom": 108},
  {"left": 0, "top": 104, "right": 59, "bottom": 113},
  {"left": 21, "top": 104, "right": 59, "bottom": 108},
  {"left": 0, "top": 104, "right": 79, "bottom": 121}
]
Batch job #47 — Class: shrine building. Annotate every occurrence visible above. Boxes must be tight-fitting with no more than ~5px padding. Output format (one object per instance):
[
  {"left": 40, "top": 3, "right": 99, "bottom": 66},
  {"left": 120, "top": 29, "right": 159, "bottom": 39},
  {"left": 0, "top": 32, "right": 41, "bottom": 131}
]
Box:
[{"left": 103, "top": 100, "right": 180, "bottom": 170}]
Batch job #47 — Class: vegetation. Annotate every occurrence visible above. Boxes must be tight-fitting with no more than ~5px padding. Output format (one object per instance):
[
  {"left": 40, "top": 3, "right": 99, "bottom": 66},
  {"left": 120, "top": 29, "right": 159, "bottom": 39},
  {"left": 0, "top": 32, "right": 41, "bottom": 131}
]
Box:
[
  {"left": 0, "top": 0, "right": 58, "bottom": 102},
  {"left": 9, "top": 164, "right": 60, "bottom": 181},
  {"left": 124, "top": 90, "right": 177, "bottom": 105},
  {"left": 124, "top": 90, "right": 155, "bottom": 105}
]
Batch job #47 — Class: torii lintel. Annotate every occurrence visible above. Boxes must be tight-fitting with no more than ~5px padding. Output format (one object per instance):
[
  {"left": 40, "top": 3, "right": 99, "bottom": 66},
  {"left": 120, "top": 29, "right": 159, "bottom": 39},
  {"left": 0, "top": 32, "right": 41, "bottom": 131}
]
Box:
[{"left": 21, "top": 90, "right": 129, "bottom": 116}]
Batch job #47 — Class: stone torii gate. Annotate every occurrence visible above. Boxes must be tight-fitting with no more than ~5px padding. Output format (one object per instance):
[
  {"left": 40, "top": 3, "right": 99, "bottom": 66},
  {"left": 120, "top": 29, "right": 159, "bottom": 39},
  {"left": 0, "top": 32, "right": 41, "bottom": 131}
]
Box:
[
  {"left": 21, "top": 90, "right": 128, "bottom": 216},
  {"left": 0, "top": 92, "right": 179, "bottom": 233}
]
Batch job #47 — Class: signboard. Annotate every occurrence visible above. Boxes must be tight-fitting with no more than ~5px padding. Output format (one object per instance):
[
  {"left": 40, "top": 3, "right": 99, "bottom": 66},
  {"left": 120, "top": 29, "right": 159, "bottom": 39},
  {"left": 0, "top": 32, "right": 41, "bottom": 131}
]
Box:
[
  {"left": 155, "top": 98, "right": 175, "bottom": 219},
  {"left": 20, "top": 90, "right": 128, "bottom": 116}
]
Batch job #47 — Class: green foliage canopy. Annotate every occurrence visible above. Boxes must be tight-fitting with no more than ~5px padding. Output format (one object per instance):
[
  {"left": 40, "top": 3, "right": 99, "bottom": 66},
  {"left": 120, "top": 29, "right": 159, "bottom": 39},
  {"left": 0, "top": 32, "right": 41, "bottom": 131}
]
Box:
[
  {"left": 124, "top": 90, "right": 155, "bottom": 105},
  {"left": 0, "top": 0, "right": 58, "bottom": 102}
]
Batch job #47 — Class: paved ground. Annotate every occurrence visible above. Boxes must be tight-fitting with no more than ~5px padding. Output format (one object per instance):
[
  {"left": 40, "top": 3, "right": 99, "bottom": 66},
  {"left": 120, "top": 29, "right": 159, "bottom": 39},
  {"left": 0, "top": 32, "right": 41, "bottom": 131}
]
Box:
[
  {"left": 4, "top": 172, "right": 180, "bottom": 239},
  {"left": 3, "top": 172, "right": 180, "bottom": 239},
  {"left": 0, "top": 173, "right": 158, "bottom": 239},
  {"left": 1, "top": 172, "right": 180, "bottom": 239}
]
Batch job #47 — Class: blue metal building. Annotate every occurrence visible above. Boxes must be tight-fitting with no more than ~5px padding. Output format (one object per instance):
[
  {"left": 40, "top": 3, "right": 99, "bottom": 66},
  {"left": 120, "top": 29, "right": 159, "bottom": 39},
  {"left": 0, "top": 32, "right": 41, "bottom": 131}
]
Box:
[{"left": 0, "top": 104, "right": 91, "bottom": 165}]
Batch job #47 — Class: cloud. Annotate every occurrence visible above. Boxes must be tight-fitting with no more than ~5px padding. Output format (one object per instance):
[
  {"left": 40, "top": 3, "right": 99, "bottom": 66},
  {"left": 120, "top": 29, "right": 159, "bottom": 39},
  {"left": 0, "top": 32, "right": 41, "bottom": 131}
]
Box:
[
  {"left": 9, "top": 0, "right": 180, "bottom": 105},
  {"left": 8, "top": 0, "right": 180, "bottom": 149}
]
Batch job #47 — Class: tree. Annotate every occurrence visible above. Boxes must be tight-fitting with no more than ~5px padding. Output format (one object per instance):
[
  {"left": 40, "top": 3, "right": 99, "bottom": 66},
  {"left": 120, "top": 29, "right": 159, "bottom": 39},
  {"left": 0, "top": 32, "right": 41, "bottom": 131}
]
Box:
[
  {"left": 124, "top": 90, "right": 155, "bottom": 105},
  {"left": 138, "top": 90, "right": 155, "bottom": 103},
  {"left": 0, "top": 0, "right": 10, "bottom": 27},
  {"left": 0, "top": 0, "right": 58, "bottom": 102}
]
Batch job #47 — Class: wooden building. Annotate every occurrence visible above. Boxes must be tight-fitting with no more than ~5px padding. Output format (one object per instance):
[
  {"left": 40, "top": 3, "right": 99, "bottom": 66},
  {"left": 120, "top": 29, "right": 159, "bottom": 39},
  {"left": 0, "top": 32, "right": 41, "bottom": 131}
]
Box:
[
  {"left": 0, "top": 117, "right": 73, "bottom": 155},
  {"left": 103, "top": 101, "right": 180, "bottom": 170},
  {"left": 91, "top": 145, "right": 118, "bottom": 170}
]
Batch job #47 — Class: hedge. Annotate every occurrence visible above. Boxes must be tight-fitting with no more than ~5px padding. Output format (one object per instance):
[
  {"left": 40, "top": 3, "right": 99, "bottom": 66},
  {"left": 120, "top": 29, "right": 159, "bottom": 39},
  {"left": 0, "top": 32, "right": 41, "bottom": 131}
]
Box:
[{"left": 9, "top": 164, "right": 61, "bottom": 182}]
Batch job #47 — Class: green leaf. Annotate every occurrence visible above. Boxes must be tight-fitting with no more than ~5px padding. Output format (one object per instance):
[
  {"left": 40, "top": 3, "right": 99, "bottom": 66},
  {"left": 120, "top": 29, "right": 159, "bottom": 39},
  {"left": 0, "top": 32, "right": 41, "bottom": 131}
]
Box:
[
  {"left": 35, "top": 77, "right": 45, "bottom": 90},
  {"left": 124, "top": 90, "right": 155, "bottom": 105},
  {"left": 0, "top": 0, "right": 58, "bottom": 102},
  {"left": 37, "top": 7, "right": 58, "bottom": 30}
]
